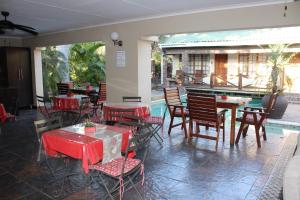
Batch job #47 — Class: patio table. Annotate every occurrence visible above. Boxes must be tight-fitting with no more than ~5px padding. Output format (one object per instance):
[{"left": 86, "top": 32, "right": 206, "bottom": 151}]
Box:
[
  {"left": 53, "top": 94, "right": 88, "bottom": 111},
  {"left": 216, "top": 96, "right": 252, "bottom": 145},
  {"left": 103, "top": 102, "right": 150, "bottom": 121},
  {"left": 42, "top": 123, "right": 131, "bottom": 173}
]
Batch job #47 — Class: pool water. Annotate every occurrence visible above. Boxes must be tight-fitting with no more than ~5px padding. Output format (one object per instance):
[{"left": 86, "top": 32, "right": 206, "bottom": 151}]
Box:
[{"left": 150, "top": 97, "right": 300, "bottom": 135}]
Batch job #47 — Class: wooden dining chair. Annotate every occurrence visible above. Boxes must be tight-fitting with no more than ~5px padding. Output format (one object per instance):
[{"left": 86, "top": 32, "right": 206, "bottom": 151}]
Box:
[
  {"left": 235, "top": 92, "right": 278, "bottom": 148},
  {"left": 57, "top": 83, "right": 70, "bottom": 95},
  {"left": 164, "top": 87, "right": 189, "bottom": 138},
  {"left": 187, "top": 92, "right": 227, "bottom": 149},
  {"left": 96, "top": 82, "right": 107, "bottom": 110},
  {"left": 122, "top": 96, "right": 142, "bottom": 102}
]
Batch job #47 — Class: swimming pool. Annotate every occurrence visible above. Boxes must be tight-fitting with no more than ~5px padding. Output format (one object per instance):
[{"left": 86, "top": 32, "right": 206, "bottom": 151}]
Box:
[{"left": 150, "top": 97, "right": 300, "bottom": 135}]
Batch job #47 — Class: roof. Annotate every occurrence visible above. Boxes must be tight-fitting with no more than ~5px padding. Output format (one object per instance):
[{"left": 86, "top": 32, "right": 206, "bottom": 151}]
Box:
[{"left": 159, "top": 27, "right": 300, "bottom": 48}]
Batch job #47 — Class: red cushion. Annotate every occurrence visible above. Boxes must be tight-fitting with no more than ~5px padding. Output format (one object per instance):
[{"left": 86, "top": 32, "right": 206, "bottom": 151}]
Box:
[
  {"left": 237, "top": 114, "right": 267, "bottom": 124},
  {"left": 143, "top": 116, "right": 163, "bottom": 125},
  {"left": 89, "top": 157, "right": 141, "bottom": 177}
]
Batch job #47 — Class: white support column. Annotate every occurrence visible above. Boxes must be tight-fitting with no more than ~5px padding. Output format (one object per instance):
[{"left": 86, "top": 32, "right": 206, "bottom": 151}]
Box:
[
  {"left": 160, "top": 52, "right": 164, "bottom": 85},
  {"left": 32, "top": 48, "right": 44, "bottom": 106},
  {"left": 138, "top": 40, "right": 152, "bottom": 104}
]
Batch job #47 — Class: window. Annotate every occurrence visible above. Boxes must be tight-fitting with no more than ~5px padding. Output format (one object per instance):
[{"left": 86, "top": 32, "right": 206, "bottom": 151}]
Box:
[
  {"left": 189, "top": 54, "right": 210, "bottom": 76},
  {"left": 238, "top": 53, "right": 268, "bottom": 77},
  {"left": 239, "top": 54, "right": 249, "bottom": 76}
]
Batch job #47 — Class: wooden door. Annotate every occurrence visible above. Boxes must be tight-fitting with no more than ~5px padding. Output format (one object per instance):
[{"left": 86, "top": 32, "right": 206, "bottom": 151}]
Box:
[
  {"left": 18, "top": 48, "right": 32, "bottom": 107},
  {"left": 6, "top": 47, "right": 32, "bottom": 107},
  {"left": 6, "top": 48, "right": 20, "bottom": 87},
  {"left": 214, "top": 54, "right": 228, "bottom": 86}
]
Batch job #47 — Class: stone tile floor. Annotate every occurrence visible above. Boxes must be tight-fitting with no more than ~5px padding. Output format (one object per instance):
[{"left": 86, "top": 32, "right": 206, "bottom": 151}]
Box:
[{"left": 0, "top": 109, "right": 297, "bottom": 200}]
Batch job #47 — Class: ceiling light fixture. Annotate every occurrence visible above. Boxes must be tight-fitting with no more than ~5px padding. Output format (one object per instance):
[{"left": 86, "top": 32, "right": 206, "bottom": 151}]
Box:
[{"left": 111, "top": 32, "right": 122, "bottom": 46}]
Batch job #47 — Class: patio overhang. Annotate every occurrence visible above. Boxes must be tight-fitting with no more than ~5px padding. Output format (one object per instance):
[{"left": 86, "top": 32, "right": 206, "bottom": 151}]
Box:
[{"left": 2, "top": 1, "right": 300, "bottom": 103}]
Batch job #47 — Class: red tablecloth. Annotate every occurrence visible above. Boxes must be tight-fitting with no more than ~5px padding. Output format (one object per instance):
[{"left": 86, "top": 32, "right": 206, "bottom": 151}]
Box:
[
  {"left": 53, "top": 95, "right": 87, "bottom": 111},
  {"left": 42, "top": 125, "right": 130, "bottom": 173},
  {"left": 103, "top": 103, "right": 150, "bottom": 121}
]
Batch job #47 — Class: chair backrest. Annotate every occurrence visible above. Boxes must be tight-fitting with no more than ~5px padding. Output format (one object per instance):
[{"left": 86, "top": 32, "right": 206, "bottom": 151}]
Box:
[
  {"left": 33, "top": 117, "right": 62, "bottom": 142},
  {"left": 36, "top": 95, "right": 51, "bottom": 117},
  {"left": 98, "top": 82, "right": 107, "bottom": 102},
  {"left": 265, "top": 92, "right": 278, "bottom": 116},
  {"left": 163, "top": 87, "right": 183, "bottom": 114},
  {"left": 79, "top": 96, "right": 91, "bottom": 112},
  {"left": 57, "top": 83, "right": 70, "bottom": 95},
  {"left": 108, "top": 108, "right": 136, "bottom": 123},
  {"left": 187, "top": 92, "right": 218, "bottom": 123},
  {"left": 122, "top": 96, "right": 142, "bottom": 102}
]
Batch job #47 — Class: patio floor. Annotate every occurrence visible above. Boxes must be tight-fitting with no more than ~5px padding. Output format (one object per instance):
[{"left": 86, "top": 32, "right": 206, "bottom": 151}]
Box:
[{"left": 0, "top": 109, "right": 298, "bottom": 200}]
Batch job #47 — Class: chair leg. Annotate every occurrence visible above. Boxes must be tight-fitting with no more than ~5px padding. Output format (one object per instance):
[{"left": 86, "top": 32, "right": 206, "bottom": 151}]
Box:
[
  {"left": 242, "top": 125, "right": 249, "bottom": 137},
  {"left": 215, "top": 127, "right": 220, "bottom": 150},
  {"left": 182, "top": 118, "right": 188, "bottom": 138},
  {"left": 99, "top": 173, "right": 114, "bottom": 200},
  {"left": 168, "top": 116, "right": 174, "bottom": 136},
  {"left": 196, "top": 123, "right": 200, "bottom": 133},
  {"left": 128, "top": 177, "right": 143, "bottom": 200},
  {"left": 37, "top": 141, "right": 43, "bottom": 162},
  {"left": 235, "top": 122, "right": 246, "bottom": 144},
  {"left": 188, "top": 120, "right": 193, "bottom": 139},
  {"left": 255, "top": 125, "right": 261, "bottom": 148},
  {"left": 222, "top": 122, "right": 225, "bottom": 142},
  {"left": 262, "top": 125, "right": 267, "bottom": 141}
]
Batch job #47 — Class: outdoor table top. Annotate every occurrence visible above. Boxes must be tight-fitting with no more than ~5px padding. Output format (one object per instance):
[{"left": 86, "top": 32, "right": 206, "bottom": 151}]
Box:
[
  {"left": 42, "top": 123, "right": 131, "bottom": 173},
  {"left": 55, "top": 94, "right": 88, "bottom": 99},
  {"left": 216, "top": 96, "right": 252, "bottom": 106},
  {"left": 103, "top": 102, "right": 149, "bottom": 108}
]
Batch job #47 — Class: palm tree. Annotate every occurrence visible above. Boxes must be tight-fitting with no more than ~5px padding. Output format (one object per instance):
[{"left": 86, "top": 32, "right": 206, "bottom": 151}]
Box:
[
  {"left": 42, "top": 46, "right": 67, "bottom": 96},
  {"left": 267, "top": 44, "right": 295, "bottom": 93},
  {"left": 69, "top": 42, "right": 105, "bottom": 86}
]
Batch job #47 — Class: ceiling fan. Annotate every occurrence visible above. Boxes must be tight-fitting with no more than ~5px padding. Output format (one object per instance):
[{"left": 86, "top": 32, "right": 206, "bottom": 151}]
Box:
[{"left": 0, "top": 11, "right": 38, "bottom": 35}]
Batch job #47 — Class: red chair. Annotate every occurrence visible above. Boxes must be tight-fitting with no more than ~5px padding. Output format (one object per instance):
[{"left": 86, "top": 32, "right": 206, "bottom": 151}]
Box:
[{"left": 0, "top": 103, "right": 16, "bottom": 135}]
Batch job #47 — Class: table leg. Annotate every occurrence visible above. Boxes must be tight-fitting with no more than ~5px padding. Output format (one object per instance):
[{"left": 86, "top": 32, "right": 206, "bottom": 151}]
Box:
[{"left": 230, "top": 106, "right": 237, "bottom": 145}]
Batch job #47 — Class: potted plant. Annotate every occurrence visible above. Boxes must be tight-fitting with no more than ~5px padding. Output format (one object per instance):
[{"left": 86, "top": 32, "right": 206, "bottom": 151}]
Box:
[
  {"left": 84, "top": 120, "right": 96, "bottom": 133},
  {"left": 261, "top": 44, "right": 295, "bottom": 119}
]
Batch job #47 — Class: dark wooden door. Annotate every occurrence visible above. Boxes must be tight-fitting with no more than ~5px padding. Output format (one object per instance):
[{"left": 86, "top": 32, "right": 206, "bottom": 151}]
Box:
[
  {"left": 19, "top": 48, "right": 32, "bottom": 107},
  {"left": 215, "top": 54, "right": 228, "bottom": 86},
  {"left": 5, "top": 47, "right": 32, "bottom": 107}
]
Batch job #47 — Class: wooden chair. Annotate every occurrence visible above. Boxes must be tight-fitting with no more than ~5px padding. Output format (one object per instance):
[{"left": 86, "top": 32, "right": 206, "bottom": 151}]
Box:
[
  {"left": 33, "top": 117, "right": 62, "bottom": 162},
  {"left": 97, "top": 82, "right": 107, "bottom": 110},
  {"left": 235, "top": 92, "right": 278, "bottom": 148},
  {"left": 122, "top": 96, "right": 142, "bottom": 102},
  {"left": 187, "top": 92, "right": 227, "bottom": 149},
  {"left": 163, "top": 87, "right": 189, "bottom": 138},
  {"left": 57, "top": 83, "right": 70, "bottom": 95}
]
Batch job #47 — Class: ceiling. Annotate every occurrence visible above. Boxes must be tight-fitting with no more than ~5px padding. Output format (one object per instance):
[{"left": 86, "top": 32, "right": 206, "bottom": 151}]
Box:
[{"left": 0, "top": 0, "right": 288, "bottom": 36}]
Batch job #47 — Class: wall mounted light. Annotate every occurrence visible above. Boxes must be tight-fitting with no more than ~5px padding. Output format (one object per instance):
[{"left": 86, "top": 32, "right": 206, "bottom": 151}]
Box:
[{"left": 111, "top": 32, "right": 122, "bottom": 46}]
